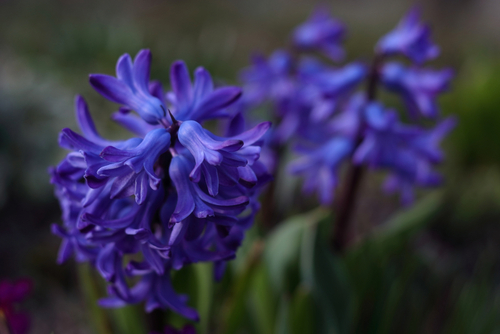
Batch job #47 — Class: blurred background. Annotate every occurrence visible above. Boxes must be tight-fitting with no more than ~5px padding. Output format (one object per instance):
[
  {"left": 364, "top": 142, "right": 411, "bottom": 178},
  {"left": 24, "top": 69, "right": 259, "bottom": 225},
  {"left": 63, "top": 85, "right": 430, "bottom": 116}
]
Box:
[{"left": 1, "top": 0, "right": 500, "bottom": 333}]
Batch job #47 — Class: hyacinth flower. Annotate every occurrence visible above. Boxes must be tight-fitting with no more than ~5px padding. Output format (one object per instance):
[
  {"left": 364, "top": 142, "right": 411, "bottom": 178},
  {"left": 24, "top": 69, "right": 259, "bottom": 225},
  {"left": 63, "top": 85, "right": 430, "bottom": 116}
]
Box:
[
  {"left": 167, "top": 61, "right": 242, "bottom": 122},
  {"left": 50, "top": 50, "right": 271, "bottom": 320},
  {"left": 0, "top": 279, "right": 32, "bottom": 334},
  {"left": 293, "top": 6, "right": 346, "bottom": 61},
  {"left": 289, "top": 138, "right": 354, "bottom": 204},
  {"left": 239, "top": 50, "right": 295, "bottom": 109},
  {"left": 376, "top": 7, "right": 440, "bottom": 64},
  {"left": 238, "top": 5, "right": 455, "bottom": 212},
  {"left": 353, "top": 102, "right": 456, "bottom": 203},
  {"left": 89, "top": 50, "right": 167, "bottom": 125},
  {"left": 240, "top": 54, "right": 367, "bottom": 146},
  {"left": 303, "top": 62, "right": 367, "bottom": 123},
  {"left": 381, "top": 62, "right": 454, "bottom": 118}
]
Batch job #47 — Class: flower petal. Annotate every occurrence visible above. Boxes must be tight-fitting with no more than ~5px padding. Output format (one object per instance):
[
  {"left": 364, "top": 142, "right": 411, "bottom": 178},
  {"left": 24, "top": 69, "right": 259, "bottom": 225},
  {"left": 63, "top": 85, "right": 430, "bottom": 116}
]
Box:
[
  {"left": 170, "top": 60, "right": 193, "bottom": 112},
  {"left": 169, "top": 156, "right": 195, "bottom": 223},
  {"left": 116, "top": 54, "right": 135, "bottom": 90},
  {"left": 89, "top": 74, "right": 133, "bottom": 105},
  {"left": 193, "top": 67, "right": 214, "bottom": 105},
  {"left": 194, "top": 87, "right": 242, "bottom": 120},
  {"left": 133, "top": 49, "right": 152, "bottom": 94}
]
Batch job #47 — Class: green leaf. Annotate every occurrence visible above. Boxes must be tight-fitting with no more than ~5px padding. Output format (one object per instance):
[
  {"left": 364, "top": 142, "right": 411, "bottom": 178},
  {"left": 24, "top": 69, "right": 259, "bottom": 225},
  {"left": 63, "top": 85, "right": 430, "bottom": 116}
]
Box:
[
  {"left": 111, "top": 305, "right": 145, "bottom": 334},
  {"left": 371, "top": 191, "right": 443, "bottom": 247},
  {"left": 344, "top": 192, "right": 446, "bottom": 334},
  {"left": 248, "top": 265, "right": 276, "bottom": 334},
  {"left": 300, "top": 217, "right": 353, "bottom": 334},
  {"left": 194, "top": 262, "right": 214, "bottom": 334},
  {"left": 264, "top": 208, "right": 329, "bottom": 293},
  {"left": 443, "top": 275, "right": 500, "bottom": 334},
  {"left": 220, "top": 240, "right": 264, "bottom": 334},
  {"left": 275, "top": 296, "right": 290, "bottom": 334},
  {"left": 289, "top": 285, "right": 316, "bottom": 334},
  {"left": 77, "top": 263, "right": 113, "bottom": 334}
]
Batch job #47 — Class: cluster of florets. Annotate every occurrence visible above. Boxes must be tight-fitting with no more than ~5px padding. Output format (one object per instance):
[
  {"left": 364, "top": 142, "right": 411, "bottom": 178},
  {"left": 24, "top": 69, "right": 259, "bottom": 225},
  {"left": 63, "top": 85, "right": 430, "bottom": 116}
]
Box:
[
  {"left": 50, "top": 50, "right": 271, "bottom": 320},
  {"left": 236, "top": 7, "right": 456, "bottom": 205}
]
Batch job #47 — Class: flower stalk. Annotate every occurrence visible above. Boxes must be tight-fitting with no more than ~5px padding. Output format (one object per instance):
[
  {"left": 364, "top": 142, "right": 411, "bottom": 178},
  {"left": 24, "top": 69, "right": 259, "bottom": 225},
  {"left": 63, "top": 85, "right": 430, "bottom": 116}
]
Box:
[{"left": 331, "top": 55, "right": 381, "bottom": 253}]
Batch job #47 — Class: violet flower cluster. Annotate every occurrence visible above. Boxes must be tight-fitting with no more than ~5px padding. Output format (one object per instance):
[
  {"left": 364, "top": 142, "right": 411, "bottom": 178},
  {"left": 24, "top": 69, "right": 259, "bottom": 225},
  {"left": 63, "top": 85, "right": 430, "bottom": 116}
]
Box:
[
  {"left": 236, "top": 7, "right": 456, "bottom": 205},
  {"left": 50, "top": 50, "right": 270, "bottom": 320}
]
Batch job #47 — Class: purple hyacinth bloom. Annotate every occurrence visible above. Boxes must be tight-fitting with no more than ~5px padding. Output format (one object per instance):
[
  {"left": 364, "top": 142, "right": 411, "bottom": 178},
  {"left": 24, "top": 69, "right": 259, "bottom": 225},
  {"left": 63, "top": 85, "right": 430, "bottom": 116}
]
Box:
[
  {"left": 319, "top": 63, "right": 367, "bottom": 98},
  {"left": 353, "top": 102, "right": 423, "bottom": 168},
  {"left": 408, "top": 116, "right": 457, "bottom": 164},
  {"left": 353, "top": 102, "right": 456, "bottom": 204},
  {"left": 111, "top": 109, "right": 161, "bottom": 138},
  {"left": 376, "top": 8, "right": 439, "bottom": 64},
  {"left": 239, "top": 50, "right": 295, "bottom": 106},
  {"left": 177, "top": 120, "right": 270, "bottom": 192},
  {"left": 383, "top": 116, "right": 456, "bottom": 204},
  {"left": 267, "top": 60, "right": 366, "bottom": 144},
  {"left": 167, "top": 61, "right": 242, "bottom": 122},
  {"left": 296, "top": 61, "right": 367, "bottom": 123},
  {"left": 168, "top": 154, "right": 249, "bottom": 223},
  {"left": 89, "top": 49, "right": 167, "bottom": 125},
  {"left": 236, "top": 6, "right": 455, "bottom": 207},
  {"left": 51, "top": 51, "right": 271, "bottom": 320},
  {"left": 293, "top": 6, "right": 346, "bottom": 61},
  {"left": 381, "top": 62, "right": 454, "bottom": 118},
  {"left": 108, "top": 79, "right": 165, "bottom": 137},
  {"left": 100, "top": 271, "right": 199, "bottom": 321},
  {"left": 328, "top": 93, "right": 366, "bottom": 139},
  {"left": 58, "top": 126, "right": 169, "bottom": 205},
  {"left": 289, "top": 138, "right": 354, "bottom": 204},
  {"left": 98, "top": 128, "right": 171, "bottom": 204},
  {"left": 0, "top": 278, "right": 32, "bottom": 334}
]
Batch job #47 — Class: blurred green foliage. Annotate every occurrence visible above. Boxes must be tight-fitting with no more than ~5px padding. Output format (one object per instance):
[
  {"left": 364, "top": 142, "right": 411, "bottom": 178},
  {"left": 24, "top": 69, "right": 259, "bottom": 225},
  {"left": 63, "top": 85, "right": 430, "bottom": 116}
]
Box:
[{"left": 443, "top": 57, "right": 500, "bottom": 168}]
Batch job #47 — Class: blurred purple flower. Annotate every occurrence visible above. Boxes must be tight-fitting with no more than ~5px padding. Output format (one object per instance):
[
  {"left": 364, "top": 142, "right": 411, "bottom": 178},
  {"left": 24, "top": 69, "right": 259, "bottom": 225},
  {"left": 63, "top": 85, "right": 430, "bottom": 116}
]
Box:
[
  {"left": 239, "top": 50, "right": 295, "bottom": 107},
  {"left": 376, "top": 8, "right": 439, "bottom": 64},
  {"left": 289, "top": 138, "right": 354, "bottom": 204},
  {"left": 267, "top": 60, "right": 366, "bottom": 145},
  {"left": 327, "top": 93, "right": 366, "bottom": 139},
  {"left": 293, "top": 6, "right": 346, "bottom": 61},
  {"left": 317, "top": 63, "right": 368, "bottom": 98},
  {"left": 381, "top": 62, "right": 454, "bottom": 118},
  {"left": 353, "top": 102, "right": 456, "bottom": 204},
  {"left": 238, "top": 6, "right": 455, "bottom": 205}
]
